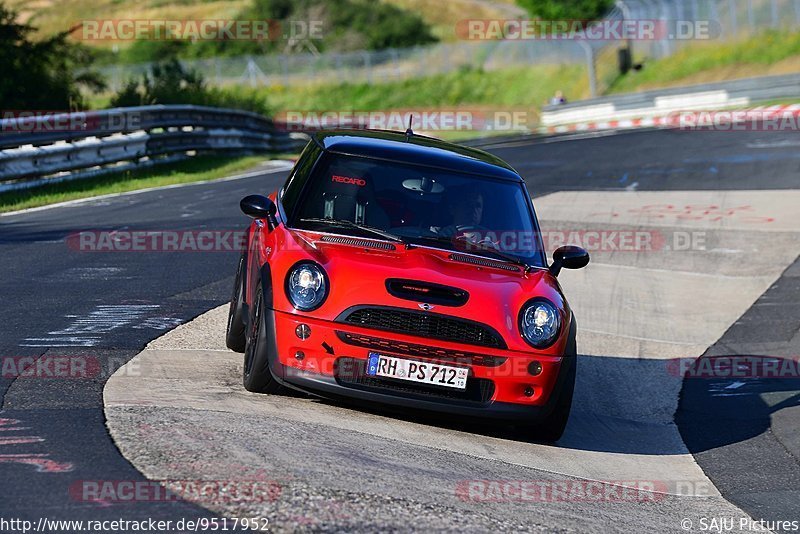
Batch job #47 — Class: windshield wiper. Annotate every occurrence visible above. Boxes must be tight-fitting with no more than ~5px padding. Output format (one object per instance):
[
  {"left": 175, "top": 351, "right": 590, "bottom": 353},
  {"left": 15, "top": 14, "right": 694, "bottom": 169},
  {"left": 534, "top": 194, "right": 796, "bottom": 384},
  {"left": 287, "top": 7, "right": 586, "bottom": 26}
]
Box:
[{"left": 299, "top": 218, "right": 406, "bottom": 244}]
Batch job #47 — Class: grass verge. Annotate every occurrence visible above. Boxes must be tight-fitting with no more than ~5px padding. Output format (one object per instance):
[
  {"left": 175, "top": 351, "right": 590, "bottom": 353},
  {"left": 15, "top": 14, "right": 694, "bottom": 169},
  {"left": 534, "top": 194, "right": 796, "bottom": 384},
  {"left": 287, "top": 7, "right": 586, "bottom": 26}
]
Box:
[
  {"left": 608, "top": 30, "right": 800, "bottom": 94},
  {"left": 0, "top": 154, "right": 273, "bottom": 214},
  {"left": 264, "top": 65, "right": 589, "bottom": 111},
  {"left": 261, "top": 30, "right": 800, "bottom": 111}
]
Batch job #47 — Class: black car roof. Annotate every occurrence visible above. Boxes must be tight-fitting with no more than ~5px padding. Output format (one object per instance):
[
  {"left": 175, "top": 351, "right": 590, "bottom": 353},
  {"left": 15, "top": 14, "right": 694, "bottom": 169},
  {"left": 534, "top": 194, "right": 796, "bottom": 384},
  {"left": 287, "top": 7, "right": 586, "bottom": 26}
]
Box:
[{"left": 310, "top": 130, "right": 522, "bottom": 182}]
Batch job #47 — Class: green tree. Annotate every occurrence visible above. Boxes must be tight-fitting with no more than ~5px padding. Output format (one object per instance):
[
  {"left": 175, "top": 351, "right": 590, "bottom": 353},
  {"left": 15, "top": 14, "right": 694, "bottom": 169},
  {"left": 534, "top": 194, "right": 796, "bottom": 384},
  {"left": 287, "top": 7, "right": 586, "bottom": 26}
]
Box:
[
  {"left": 326, "top": 0, "right": 437, "bottom": 50},
  {"left": 119, "top": 0, "right": 438, "bottom": 62},
  {"left": 110, "top": 58, "right": 270, "bottom": 115},
  {"left": 516, "top": 0, "right": 613, "bottom": 22},
  {"left": 0, "top": 2, "right": 104, "bottom": 110}
]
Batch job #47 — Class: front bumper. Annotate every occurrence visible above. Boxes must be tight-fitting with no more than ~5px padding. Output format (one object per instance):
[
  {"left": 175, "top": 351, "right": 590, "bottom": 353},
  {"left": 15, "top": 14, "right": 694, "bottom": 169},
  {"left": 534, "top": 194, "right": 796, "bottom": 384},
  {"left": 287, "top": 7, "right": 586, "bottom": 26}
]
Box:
[{"left": 264, "top": 308, "right": 574, "bottom": 423}]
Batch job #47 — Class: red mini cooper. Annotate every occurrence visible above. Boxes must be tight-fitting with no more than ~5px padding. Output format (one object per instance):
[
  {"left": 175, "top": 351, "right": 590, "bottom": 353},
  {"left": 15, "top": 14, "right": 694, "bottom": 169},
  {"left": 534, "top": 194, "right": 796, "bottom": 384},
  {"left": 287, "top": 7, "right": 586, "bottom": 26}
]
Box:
[{"left": 226, "top": 130, "right": 589, "bottom": 441}]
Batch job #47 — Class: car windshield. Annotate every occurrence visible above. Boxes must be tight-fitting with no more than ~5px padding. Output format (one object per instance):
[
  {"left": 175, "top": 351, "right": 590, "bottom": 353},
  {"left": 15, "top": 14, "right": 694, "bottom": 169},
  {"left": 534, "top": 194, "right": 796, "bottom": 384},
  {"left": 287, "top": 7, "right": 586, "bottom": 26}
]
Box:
[{"left": 289, "top": 153, "right": 546, "bottom": 267}]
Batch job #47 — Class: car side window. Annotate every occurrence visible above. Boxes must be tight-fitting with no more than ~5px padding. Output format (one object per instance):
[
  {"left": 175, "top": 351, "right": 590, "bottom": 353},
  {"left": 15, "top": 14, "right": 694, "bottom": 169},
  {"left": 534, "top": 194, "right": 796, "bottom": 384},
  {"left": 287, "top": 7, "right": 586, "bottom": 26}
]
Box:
[{"left": 281, "top": 141, "right": 321, "bottom": 220}]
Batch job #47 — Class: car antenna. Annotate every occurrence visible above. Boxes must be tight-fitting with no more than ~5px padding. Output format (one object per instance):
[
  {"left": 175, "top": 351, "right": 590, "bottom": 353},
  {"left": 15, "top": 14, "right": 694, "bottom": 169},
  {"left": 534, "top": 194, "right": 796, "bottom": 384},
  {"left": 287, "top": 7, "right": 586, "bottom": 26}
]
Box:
[{"left": 405, "top": 114, "right": 414, "bottom": 140}]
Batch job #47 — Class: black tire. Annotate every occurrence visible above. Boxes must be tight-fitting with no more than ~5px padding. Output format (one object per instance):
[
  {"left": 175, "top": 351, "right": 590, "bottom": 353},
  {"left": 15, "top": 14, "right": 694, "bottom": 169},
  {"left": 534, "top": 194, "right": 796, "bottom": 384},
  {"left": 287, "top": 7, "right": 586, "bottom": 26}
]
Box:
[
  {"left": 242, "top": 286, "right": 282, "bottom": 394},
  {"left": 521, "top": 316, "right": 578, "bottom": 443},
  {"left": 225, "top": 253, "right": 247, "bottom": 353},
  {"left": 531, "top": 357, "right": 576, "bottom": 443}
]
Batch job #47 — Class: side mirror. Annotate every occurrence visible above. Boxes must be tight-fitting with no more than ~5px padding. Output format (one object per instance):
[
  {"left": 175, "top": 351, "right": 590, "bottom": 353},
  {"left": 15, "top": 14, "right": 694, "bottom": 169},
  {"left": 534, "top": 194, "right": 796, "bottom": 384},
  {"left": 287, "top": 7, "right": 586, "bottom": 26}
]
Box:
[
  {"left": 240, "top": 195, "right": 278, "bottom": 229},
  {"left": 549, "top": 245, "right": 590, "bottom": 277}
]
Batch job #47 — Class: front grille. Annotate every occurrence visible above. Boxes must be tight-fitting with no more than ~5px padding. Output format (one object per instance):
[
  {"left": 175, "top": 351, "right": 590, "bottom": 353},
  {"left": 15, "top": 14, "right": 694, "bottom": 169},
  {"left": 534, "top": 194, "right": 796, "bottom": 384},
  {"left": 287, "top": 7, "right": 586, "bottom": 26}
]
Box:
[
  {"left": 320, "top": 234, "right": 396, "bottom": 250},
  {"left": 335, "top": 357, "right": 494, "bottom": 404},
  {"left": 336, "top": 331, "right": 507, "bottom": 367},
  {"left": 338, "top": 306, "right": 506, "bottom": 349}
]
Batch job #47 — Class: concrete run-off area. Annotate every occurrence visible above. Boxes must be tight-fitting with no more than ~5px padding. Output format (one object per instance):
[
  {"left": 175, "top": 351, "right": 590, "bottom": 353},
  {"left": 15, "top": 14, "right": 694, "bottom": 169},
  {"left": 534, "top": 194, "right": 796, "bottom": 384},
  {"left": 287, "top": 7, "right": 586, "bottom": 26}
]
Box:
[{"left": 104, "top": 188, "right": 800, "bottom": 531}]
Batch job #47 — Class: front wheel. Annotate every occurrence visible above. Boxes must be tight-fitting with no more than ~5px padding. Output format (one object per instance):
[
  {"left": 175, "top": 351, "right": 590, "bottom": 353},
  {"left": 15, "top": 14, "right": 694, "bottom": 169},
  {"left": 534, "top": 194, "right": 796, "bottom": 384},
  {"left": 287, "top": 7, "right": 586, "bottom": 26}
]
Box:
[
  {"left": 242, "top": 286, "right": 282, "bottom": 394},
  {"left": 225, "top": 253, "right": 247, "bottom": 352},
  {"left": 529, "top": 357, "right": 575, "bottom": 443}
]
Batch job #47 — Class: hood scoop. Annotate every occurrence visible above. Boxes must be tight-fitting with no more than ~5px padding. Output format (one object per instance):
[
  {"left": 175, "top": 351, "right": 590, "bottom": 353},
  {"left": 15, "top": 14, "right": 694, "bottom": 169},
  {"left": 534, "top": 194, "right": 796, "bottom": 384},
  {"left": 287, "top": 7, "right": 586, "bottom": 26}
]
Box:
[
  {"left": 448, "top": 252, "right": 521, "bottom": 273},
  {"left": 320, "top": 234, "right": 396, "bottom": 251},
  {"left": 385, "top": 278, "right": 469, "bottom": 307}
]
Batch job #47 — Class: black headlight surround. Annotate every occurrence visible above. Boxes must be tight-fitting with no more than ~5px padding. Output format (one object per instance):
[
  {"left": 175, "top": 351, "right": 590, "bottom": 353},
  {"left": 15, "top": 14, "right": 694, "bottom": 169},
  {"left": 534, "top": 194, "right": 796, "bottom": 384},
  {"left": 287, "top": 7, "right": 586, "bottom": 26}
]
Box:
[
  {"left": 284, "top": 260, "right": 330, "bottom": 312},
  {"left": 517, "top": 297, "right": 562, "bottom": 349}
]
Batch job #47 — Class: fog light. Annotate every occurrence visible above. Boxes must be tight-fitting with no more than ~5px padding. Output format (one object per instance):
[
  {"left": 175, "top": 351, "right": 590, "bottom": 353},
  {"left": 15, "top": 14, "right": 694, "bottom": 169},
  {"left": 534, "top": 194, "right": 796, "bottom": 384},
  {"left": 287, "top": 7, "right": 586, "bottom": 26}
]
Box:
[
  {"left": 524, "top": 386, "right": 534, "bottom": 397},
  {"left": 295, "top": 351, "right": 305, "bottom": 360},
  {"left": 295, "top": 324, "right": 311, "bottom": 340},
  {"left": 528, "top": 361, "right": 543, "bottom": 376}
]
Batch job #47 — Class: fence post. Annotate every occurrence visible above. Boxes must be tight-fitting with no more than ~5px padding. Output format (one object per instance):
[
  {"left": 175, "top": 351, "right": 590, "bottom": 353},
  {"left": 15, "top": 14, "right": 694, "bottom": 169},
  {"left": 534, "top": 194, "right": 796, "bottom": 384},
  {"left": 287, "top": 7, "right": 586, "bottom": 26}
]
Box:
[
  {"left": 795, "top": 0, "right": 800, "bottom": 26},
  {"left": 578, "top": 41, "right": 597, "bottom": 98},
  {"left": 280, "top": 56, "right": 289, "bottom": 86},
  {"left": 245, "top": 57, "right": 258, "bottom": 88},
  {"left": 390, "top": 48, "right": 400, "bottom": 80},
  {"left": 617, "top": 1, "right": 635, "bottom": 65},
  {"left": 363, "top": 51, "right": 372, "bottom": 84},
  {"left": 657, "top": 1, "right": 672, "bottom": 58},
  {"left": 771, "top": 0, "right": 779, "bottom": 28},
  {"left": 729, "top": 0, "right": 738, "bottom": 37},
  {"left": 708, "top": 0, "right": 720, "bottom": 38}
]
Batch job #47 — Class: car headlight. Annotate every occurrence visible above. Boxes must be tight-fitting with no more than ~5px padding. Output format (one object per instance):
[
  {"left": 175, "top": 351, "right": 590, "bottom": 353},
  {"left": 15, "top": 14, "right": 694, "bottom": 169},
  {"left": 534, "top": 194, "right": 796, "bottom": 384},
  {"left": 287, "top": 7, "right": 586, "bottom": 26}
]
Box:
[
  {"left": 519, "top": 299, "right": 560, "bottom": 349},
  {"left": 286, "top": 262, "right": 328, "bottom": 311}
]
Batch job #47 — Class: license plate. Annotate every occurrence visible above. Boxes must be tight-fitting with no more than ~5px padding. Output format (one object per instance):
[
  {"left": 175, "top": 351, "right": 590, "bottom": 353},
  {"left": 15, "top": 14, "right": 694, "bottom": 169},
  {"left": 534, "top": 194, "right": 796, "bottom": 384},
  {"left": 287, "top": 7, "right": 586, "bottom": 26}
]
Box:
[{"left": 366, "top": 352, "right": 468, "bottom": 390}]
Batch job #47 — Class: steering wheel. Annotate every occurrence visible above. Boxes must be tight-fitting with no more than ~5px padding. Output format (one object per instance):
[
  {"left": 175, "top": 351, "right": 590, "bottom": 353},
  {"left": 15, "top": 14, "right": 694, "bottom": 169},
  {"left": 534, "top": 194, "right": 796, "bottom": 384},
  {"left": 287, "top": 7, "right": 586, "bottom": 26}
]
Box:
[
  {"left": 454, "top": 225, "right": 488, "bottom": 234},
  {"left": 453, "top": 225, "right": 500, "bottom": 249}
]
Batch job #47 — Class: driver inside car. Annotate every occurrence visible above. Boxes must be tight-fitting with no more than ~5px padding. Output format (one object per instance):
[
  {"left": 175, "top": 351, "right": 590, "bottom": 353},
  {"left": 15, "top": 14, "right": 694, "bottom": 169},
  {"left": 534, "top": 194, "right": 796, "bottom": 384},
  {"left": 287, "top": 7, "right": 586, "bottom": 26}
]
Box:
[{"left": 437, "top": 185, "right": 486, "bottom": 238}]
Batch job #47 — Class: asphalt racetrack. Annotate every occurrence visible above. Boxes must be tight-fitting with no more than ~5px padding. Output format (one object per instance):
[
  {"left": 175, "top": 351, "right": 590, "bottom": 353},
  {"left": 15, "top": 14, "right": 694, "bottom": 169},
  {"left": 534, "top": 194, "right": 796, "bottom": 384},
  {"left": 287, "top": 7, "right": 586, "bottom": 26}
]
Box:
[{"left": 1, "top": 128, "right": 799, "bottom": 532}]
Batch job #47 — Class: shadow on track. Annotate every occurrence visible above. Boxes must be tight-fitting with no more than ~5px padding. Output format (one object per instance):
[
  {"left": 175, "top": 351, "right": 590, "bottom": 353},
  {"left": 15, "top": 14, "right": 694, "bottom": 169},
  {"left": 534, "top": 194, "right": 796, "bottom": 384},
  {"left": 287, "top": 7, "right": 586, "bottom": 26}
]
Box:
[{"left": 270, "top": 353, "right": 727, "bottom": 456}]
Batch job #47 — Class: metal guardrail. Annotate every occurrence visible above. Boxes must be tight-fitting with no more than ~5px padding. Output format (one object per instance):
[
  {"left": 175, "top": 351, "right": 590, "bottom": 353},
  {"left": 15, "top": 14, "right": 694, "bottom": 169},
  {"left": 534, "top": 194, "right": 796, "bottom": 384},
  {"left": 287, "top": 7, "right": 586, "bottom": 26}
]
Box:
[
  {"left": 540, "top": 73, "right": 800, "bottom": 130},
  {"left": 0, "top": 105, "right": 308, "bottom": 192}
]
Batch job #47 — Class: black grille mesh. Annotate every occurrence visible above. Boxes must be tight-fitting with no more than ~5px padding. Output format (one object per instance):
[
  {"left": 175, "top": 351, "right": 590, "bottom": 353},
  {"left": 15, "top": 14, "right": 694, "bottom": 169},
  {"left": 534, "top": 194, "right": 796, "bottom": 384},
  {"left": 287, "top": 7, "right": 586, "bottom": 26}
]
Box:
[
  {"left": 336, "top": 331, "right": 506, "bottom": 367},
  {"left": 340, "top": 307, "right": 506, "bottom": 349}
]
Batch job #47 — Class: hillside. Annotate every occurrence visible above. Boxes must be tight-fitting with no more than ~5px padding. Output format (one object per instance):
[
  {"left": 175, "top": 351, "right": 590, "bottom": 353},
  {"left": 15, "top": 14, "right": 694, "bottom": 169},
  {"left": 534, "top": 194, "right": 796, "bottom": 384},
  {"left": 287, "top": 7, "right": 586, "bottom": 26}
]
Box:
[{"left": 7, "top": 0, "right": 523, "bottom": 46}]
